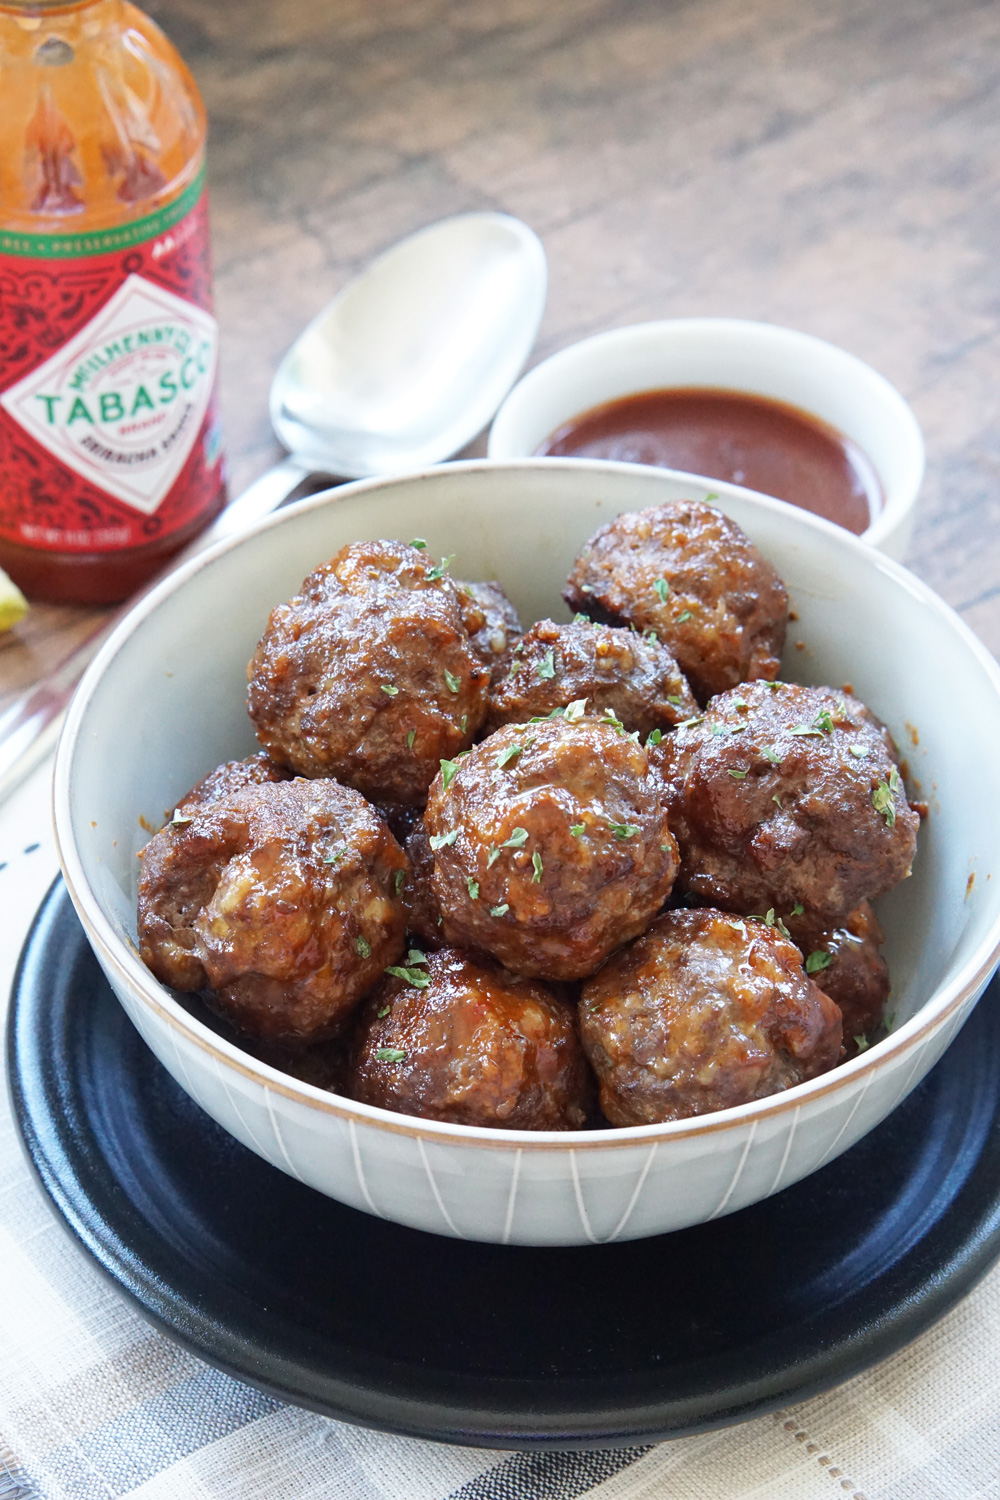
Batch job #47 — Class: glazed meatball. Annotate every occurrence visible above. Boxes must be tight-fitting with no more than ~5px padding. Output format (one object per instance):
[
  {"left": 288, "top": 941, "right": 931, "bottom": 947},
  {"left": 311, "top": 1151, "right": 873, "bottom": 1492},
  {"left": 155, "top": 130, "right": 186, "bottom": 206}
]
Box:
[
  {"left": 348, "top": 947, "right": 593, "bottom": 1129},
  {"left": 580, "top": 908, "right": 842, "bottom": 1125},
  {"left": 786, "top": 900, "right": 891, "bottom": 1056},
  {"left": 563, "top": 500, "right": 788, "bottom": 702},
  {"left": 137, "top": 778, "right": 407, "bottom": 1043},
  {"left": 171, "top": 751, "right": 291, "bottom": 813},
  {"left": 486, "top": 617, "right": 698, "bottom": 736},
  {"left": 424, "top": 717, "right": 679, "bottom": 980},
  {"left": 247, "top": 541, "right": 490, "bottom": 805},
  {"left": 400, "top": 818, "right": 446, "bottom": 949},
  {"left": 457, "top": 579, "right": 523, "bottom": 671},
  {"left": 655, "top": 681, "right": 919, "bottom": 920}
]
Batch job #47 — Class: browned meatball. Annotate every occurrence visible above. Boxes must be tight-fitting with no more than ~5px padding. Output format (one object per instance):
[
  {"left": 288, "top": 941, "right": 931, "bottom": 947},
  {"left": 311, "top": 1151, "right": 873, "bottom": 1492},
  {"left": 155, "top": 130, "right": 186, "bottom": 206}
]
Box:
[
  {"left": 655, "top": 681, "right": 919, "bottom": 920},
  {"left": 580, "top": 908, "right": 842, "bottom": 1125},
  {"left": 170, "top": 751, "right": 291, "bottom": 815},
  {"left": 400, "top": 818, "right": 446, "bottom": 949},
  {"left": 247, "top": 541, "right": 490, "bottom": 805},
  {"left": 457, "top": 579, "right": 523, "bottom": 671},
  {"left": 137, "top": 778, "right": 407, "bottom": 1043},
  {"left": 785, "top": 901, "right": 891, "bottom": 1057},
  {"left": 424, "top": 717, "right": 679, "bottom": 980},
  {"left": 563, "top": 500, "right": 788, "bottom": 702},
  {"left": 486, "top": 617, "right": 698, "bottom": 737},
  {"left": 348, "top": 948, "right": 593, "bottom": 1129}
]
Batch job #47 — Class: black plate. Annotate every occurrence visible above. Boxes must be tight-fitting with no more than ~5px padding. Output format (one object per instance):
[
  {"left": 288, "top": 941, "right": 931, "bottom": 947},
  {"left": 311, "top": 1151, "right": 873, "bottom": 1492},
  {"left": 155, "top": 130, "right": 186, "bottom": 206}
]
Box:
[{"left": 8, "top": 880, "right": 1000, "bottom": 1450}]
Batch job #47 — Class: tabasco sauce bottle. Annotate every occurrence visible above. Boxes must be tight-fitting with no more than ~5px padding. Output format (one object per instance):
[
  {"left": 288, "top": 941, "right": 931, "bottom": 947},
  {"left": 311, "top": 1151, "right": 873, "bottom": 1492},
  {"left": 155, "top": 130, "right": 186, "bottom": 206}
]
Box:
[{"left": 0, "top": 0, "right": 227, "bottom": 605}]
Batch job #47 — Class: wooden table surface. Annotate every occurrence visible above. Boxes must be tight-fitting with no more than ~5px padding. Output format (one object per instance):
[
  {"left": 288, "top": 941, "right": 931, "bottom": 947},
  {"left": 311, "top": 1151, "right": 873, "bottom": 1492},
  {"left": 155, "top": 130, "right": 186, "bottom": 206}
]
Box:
[{"left": 2, "top": 0, "right": 999, "bottom": 710}]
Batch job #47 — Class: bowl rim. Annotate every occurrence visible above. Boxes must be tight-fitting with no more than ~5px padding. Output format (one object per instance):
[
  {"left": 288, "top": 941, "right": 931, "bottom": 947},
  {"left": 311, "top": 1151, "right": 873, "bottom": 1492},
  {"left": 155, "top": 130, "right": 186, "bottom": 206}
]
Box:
[
  {"left": 53, "top": 457, "right": 1000, "bottom": 1152},
  {"left": 487, "top": 316, "right": 926, "bottom": 552}
]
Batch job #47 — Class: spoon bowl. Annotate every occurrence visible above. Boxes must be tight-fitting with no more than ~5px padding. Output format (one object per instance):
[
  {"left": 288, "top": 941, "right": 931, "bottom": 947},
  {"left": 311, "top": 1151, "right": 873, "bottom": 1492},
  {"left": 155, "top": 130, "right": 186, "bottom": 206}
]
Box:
[{"left": 270, "top": 213, "right": 547, "bottom": 477}]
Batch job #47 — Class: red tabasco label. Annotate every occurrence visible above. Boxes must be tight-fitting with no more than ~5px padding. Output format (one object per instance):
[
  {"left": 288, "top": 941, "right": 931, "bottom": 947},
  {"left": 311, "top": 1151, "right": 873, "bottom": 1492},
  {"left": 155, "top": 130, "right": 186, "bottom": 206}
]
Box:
[{"left": 0, "top": 166, "right": 225, "bottom": 553}]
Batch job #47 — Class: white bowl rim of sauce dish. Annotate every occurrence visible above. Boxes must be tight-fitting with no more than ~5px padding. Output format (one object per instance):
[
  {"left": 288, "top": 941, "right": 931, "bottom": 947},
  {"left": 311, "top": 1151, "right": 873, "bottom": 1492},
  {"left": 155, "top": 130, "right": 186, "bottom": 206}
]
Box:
[
  {"left": 487, "top": 318, "right": 925, "bottom": 560},
  {"left": 52, "top": 460, "right": 1000, "bottom": 1244}
]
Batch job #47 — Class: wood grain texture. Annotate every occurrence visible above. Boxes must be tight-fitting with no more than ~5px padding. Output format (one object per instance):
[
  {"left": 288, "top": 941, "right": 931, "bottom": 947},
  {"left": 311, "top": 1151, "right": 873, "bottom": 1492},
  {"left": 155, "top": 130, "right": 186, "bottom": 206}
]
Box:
[{"left": 2, "top": 0, "right": 998, "bottom": 708}]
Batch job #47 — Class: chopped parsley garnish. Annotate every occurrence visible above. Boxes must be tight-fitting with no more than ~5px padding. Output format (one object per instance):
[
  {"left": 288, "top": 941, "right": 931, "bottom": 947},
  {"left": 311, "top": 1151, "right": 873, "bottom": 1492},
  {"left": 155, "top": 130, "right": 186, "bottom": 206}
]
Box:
[
  {"left": 355, "top": 935, "right": 372, "bottom": 958},
  {"left": 377, "top": 1005, "right": 391, "bottom": 1018},
  {"left": 573, "top": 612, "right": 591, "bottom": 625},
  {"left": 678, "top": 715, "right": 703, "bottom": 729},
  {"left": 653, "top": 577, "right": 670, "bottom": 603},
  {"left": 610, "top": 822, "right": 639, "bottom": 839},
  {"left": 888, "top": 766, "right": 901, "bottom": 793},
  {"left": 854, "top": 1034, "right": 870, "bottom": 1052},
  {"left": 460, "top": 714, "right": 468, "bottom": 734},
  {"left": 762, "top": 746, "right": 782, "bottom": 765},
  {"left": 646, "top": 728, "right": 663, "bottom": 747},
  {"left": 667, "top": 695, "right": 683, "bottom": 707},
  {"left": 323, "top": 848, "right": 343, "bottom": 866},
  {"left": 569, "top": 823, "right": 585, "bottom": 837},
  {"left": 789, "top": 724, "right": 823, "bottom": 738},
  {"left": 812, "top": 708, "right": 835, "bottom": 734},
  {"left": 675, "top": 609, "right": 693, "bottom": 624},
  {"left": 429, "top": 829, "right": 459, "bottom": 850},
  {"left": 439, "top": 758, "right": 460, "bottom": 790},
  {"left": 406, "top": 948, "right": 428, "bottom": 966},
  {"left": 531, "top": 851, "right": 544, "bottom": 882},
  {"left": 490, "top": 903, "right": 509, "bottom": 917},
  {"left": 487, "top": 845, "right": 501, "bottom": 868},
  {"left": 467, "top": 877, "right": 479, "bottom": 900},
  {"left": 773, "top": 794, "right": 783, "bottom": 809},
  {"left": 872, "top": 781, "right": 897, "bottom": 827},
  {"left": 805, "top": 949, "right": 832, "bottom": 974},
  {"left": 503, "top": 827, "right": 529, "bottom": 849},
  {"left": 732, "top": 697, "right": 749, "bottom": 710},
  {"left": 564, "top": 698, "right": 587, "bottom": 722},
  {"left": 644, "top": 628, "right": 659, "bottom": 643},
  {"left": 384, "top": 966, "right": 431, "bottom": 988},
  {"left": 444, "top": 669, "right": 461, "bottom": 694},
  {"left": 410, "top": 538, "right": 427, "bottom": 550},
  {"left": 537, "top": 647, "right": 556, "bottom": 680},
  {"left": 406, "top": 729, "right": 416, "bottom": 749},
  {"left": 496, "top": 742, "right": 525, "bottom": 769},
  {"left": 170, "top": 810, "right": 193, "bottom": 827},
  {"left": 374, "top": 1047, "right": 408, "bottom": 1062},
  {"left": 601, "top": 708, "right": 626, "bottom": 733},
  {"left": 849, "top": 744, "right": 868, "bottom": 758},
  {"left": 394, "top": 870, "right": 405, "bottom": 894},
  {"left": 727, "top": 767, "right": 748, "bottom": 780},
  {"left": 425, "top": 554, "right": 455, "bottom": 581},
  {"left": 791, "top": 902, "right": 804, "bottom": 916},
  {"left": 380, "top": 683, "right": 399, "bottom": 696}
]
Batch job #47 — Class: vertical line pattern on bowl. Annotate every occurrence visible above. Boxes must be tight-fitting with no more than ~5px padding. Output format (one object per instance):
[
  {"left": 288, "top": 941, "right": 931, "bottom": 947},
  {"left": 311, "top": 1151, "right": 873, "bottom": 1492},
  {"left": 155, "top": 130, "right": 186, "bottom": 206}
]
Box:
[
  {"left": 501, "top": 1150, "right": 523, "bottom": 1245},
  {"left": 348, "top": 1119, "right": 384, "bottom": 1219},
  {"left": 768, "top": 1106, "right": 801, "bottom": 1197},
  {"left": 264, "top": 1090, "right": 303, "bottom": 1181},
  {"left": 569, "top": 1150, "right": 599, "bottom": 1244},
  {"left": 167, "top": 1025, "right": 198, "bottom": 1100},
  {"left": 607, "top": 1142, "right": 659, "bottom": 1243},
  {"left": 812, "top": 1068, "right": 874, "bottom": 1173},
  {"left": 417, "top": 1137, "right": 465, "bottom": 1239},
  {"left": 211, "top": 1055, "right": 270, "bottom": 1161},
  {"left": 708, "top": 1120, "right": 759, "bottom": 1221}
]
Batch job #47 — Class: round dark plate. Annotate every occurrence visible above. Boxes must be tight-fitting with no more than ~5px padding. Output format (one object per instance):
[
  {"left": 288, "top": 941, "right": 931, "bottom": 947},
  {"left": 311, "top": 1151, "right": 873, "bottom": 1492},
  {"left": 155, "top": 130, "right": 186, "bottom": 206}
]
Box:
[{"left": 8, "top": 880, "right": 1000, "bottom": 1450}]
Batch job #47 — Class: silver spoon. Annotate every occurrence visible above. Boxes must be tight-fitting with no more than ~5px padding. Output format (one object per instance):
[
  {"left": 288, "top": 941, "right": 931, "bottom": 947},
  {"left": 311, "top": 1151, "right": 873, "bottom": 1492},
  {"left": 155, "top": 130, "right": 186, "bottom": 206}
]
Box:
[{"left": 0, "top": 211, "right": 548, "bottom": 801}]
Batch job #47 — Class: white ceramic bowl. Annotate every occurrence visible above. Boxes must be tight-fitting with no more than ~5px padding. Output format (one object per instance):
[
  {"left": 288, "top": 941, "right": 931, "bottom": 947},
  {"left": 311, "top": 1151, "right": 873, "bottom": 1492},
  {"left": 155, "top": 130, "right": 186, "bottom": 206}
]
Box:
[
  {"left": 488, "top": 319, "right": 925, "bottom": 559},
  {"left": 54, "top": 460, "right": 1000, "bottom": 1246}
]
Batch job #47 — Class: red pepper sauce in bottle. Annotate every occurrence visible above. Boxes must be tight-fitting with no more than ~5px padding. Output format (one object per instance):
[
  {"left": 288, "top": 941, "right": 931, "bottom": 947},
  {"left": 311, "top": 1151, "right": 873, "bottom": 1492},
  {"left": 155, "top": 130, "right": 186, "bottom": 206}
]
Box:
[{"left": 0, "top": 0, "right": 227, "bottom": 605}]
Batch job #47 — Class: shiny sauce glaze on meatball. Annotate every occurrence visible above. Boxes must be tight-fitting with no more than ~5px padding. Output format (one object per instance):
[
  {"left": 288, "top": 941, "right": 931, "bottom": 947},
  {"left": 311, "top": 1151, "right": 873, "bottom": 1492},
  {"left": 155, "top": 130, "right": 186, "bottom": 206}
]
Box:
[
  {"left": 172, "top": 750, "right": 292, "bottom": 811},
  {"left": 424, "top": 717, "right": 679, "bottom": 980},
  {"left": 785, "top": 900, "right": 891, "bottom": 1057},
  {"left": 138, "top": 777, "right": 407, "bottom": 1043},
  {"left": 580, "top": 907, "right": 842, "bottom": 1125},
  {"left": 400, "top": 818, "right": 446, "bottom": 949},
  {"left": 247, "top": 540, "right": 490, "bottom": 805},
  {"left": 654, "top": 680, "right": 920, "bottom": 921},
  {"left": 486, "top": 617, "right": 698, "bottom": 736},
  {"left": 457, "top": 578, "right": 523, "bottom": 673},
  {"left": 348, "top": 947, "right": 593, "bottom": 1129},
  {"left": 563, "top": 499, "right": 788, "bottom": 703}
]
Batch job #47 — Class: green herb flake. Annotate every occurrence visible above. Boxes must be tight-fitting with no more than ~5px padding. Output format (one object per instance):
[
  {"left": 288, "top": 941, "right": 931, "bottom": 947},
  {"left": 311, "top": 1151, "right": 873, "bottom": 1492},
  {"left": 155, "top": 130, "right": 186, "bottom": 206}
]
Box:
[
  {"left": 646, "top": 728, "right": 663, "bottom": 747},
  {"left": 496, "top": 742, "right": 524, "bottom": 769},
  {"left": 805, "top": 949, "right": 833, "bottom": 974},
  {"left": 425, "top": 554, "right": 455, "bottom": 581},
  {"left": 762, "top": 746, "right": 783, "bottom": 765},
  {"left": 377, "top": 1005, "right": 391, "bottom": 1019},
  {"left": 610, "top": 822, "right": 639, "bottom": 839},
  {"left": 323, "top": 848, "right": 343, "bottom": 866},
  {"left": 460, "top": 714, "right": 468, "bottom": 735},
  {"left": 381, "top": 683, "right": 399, "bottom": 696},
  {"left": 667, "top": 695, "right": 683, "bottom": 707},
  {"left": 653, "top": 576, "right": 670, "bottom": 603},
  {"left": 678, "top": 715, "right": 703, "bottom": 730},
  {"left": 573, "top": 612, "right": 591, "bottom": 625},
  {"left": 791, "top": 902, "right": 804, "bottom": 916},
  {"left": 537, "top": 647, "right": 556, "bottom": 680},
  {"left": 773, "top": 794, "right": 783, "bottom": 809},
  {"left": 727, "top": 767, "right": 748, "bottom": 780},
  {"left": 444, "top": 669, "right": 461, "bottom": 694},
  {"left": 410, "top": 538, "right": 427, "bottom": 550},
  {"left": 675, "top": 609, "right": 693, "bottom": 624},
  {"left": 854, "top": 1034, "right": 870, "bottom": 1052},
  {"left": 406, "top": 948, "right": 429, "bottom": 966},
  {"left": 467, "top": 877, "right": 479, "bottom": 901},
  {"left": 872, "top": 781, "right": 897, "bottom": 828},
  {"left": 384, "top": 966, "right": 431, "bottom": 989},
  {"left": 849, "top": 744, "right": 868, "bottom": 758},
  {"left": 490, "top": 903, "right": 509, "bottom": 917},
  {"left": 790, "top": 724, "right": 824, "bottom": 738},
  {"left": 764, "top": 908, "right": 775, "bottom": 927},
  {"left": 374, "top": 1047, "right": 408, "bottom": 1062},
  {"left": 888, "top": 765, "right": 901, "bottom": 793},
  {"left": 775, "top": 917, "right": 791, "bottom": 938},
  {"left": 601, "top": 708, "right": 626, "bottom": 734},
  {"left": 439, "top": 759, "right": 461, "bottom": 791},
  {"left": 812, "top": 708, "right": 835, "bottom": 734},
  {"left": 406, "top": 729, "right": 416, "bottom": 749},
  {"left": 503, "top": 827, "right": 529, "bottom": 849},
  {"left": 564, "top": 698, "right": 587, "bottom": 722},
  {"left": 355, "top": 935, "right": 372, "bottom": 958},
  {"left": 429, "top": 829, "right": 459, "bottom": 850},
  {"left": 486, "top": 845, "right": 501, "bottom": 868},
  {"left": 645, "top": 628, "right": 659, "bottom": 643},
  {"left": 394, "top": 870, "right": 405, "bottom": 895},
  {"left": 569, "top": 823, "right": 585, "bottom": 837},
  {"left": 531, "top": 851, "right": 544, "bottom": 882},
  {"left": 170, "top": 809, "right": 193, "bottom": 827},
  {"left": 732, "top": 697, "right": 749, "bottom": 710}
]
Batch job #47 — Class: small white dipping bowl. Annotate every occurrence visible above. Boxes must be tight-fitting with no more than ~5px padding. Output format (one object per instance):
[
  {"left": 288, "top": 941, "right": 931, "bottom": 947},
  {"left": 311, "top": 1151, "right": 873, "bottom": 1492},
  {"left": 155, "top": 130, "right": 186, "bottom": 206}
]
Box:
[
  {"left": 488, "top": 319, "right": 925, "bottom": 559},
  {"left": 54, "top": 460, "right": 1000, "bottom": 1246}
]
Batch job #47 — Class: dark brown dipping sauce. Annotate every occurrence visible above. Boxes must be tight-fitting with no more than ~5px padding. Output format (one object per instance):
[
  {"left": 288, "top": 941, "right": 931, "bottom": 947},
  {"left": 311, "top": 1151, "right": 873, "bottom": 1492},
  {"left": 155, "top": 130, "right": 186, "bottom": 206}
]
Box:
[{"left": 537, "top": 388, "right": 881, "bottom": 535}]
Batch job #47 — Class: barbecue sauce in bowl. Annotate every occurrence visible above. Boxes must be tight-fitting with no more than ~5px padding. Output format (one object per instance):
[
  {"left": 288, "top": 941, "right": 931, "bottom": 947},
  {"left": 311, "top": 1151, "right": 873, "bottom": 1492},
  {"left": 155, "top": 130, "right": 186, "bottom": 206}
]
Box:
[{"left": 537, "top": 388, "right": 881, "bottom": 535}]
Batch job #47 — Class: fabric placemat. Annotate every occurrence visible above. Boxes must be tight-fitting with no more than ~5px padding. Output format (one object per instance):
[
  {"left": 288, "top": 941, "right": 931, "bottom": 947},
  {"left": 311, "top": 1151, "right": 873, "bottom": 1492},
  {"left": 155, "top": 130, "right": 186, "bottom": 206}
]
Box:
[{"left": 2, "top": 760, "right": 999, "bottom": 1500}]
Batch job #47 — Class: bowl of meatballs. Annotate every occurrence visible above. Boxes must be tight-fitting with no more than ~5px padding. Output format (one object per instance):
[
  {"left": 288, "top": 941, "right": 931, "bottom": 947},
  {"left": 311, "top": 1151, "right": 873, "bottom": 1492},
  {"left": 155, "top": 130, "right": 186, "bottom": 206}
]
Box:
[{"left": 54, "top": 458, "right": 1000, "bottom": 1246}]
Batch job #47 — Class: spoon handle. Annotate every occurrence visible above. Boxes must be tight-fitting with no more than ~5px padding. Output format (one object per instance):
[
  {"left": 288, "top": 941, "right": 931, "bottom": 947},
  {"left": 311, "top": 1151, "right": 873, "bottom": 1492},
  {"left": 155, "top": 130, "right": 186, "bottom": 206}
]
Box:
[{"left": 0, "top": 456, "right": 316, "bottom": 805}]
